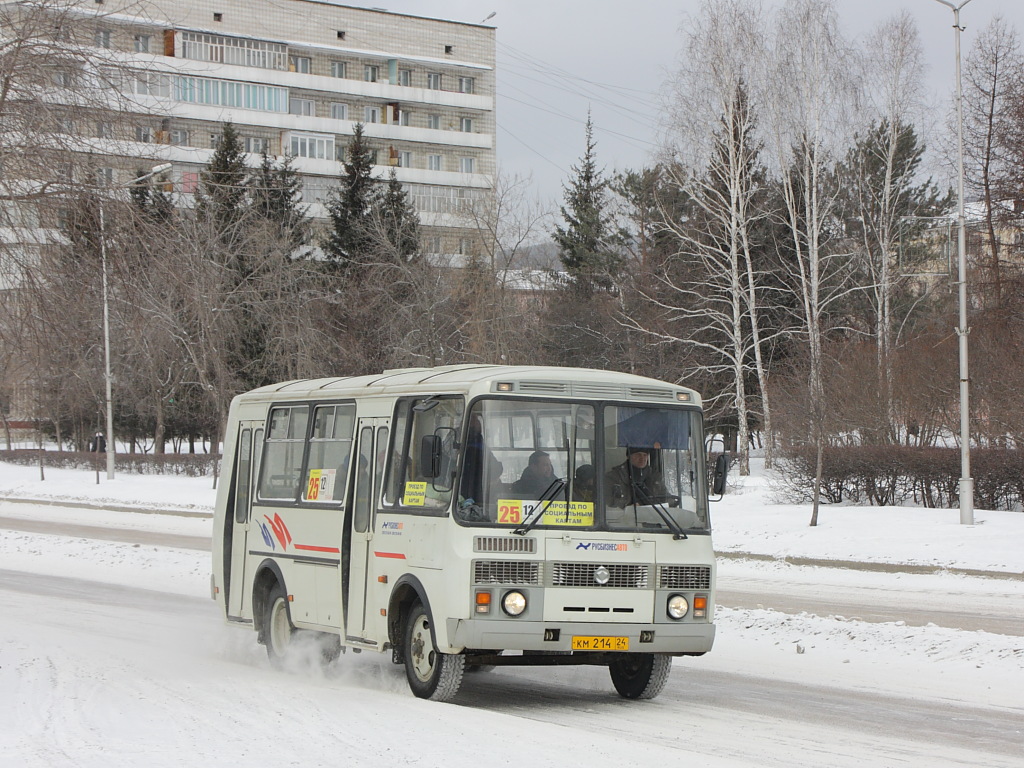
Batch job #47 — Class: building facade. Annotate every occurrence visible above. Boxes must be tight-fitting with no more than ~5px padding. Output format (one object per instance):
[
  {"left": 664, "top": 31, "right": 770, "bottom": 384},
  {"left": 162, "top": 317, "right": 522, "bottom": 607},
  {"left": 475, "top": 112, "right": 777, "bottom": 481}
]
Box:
[{"left": 65, "top": 0, "right": 496, "bottom": 256}]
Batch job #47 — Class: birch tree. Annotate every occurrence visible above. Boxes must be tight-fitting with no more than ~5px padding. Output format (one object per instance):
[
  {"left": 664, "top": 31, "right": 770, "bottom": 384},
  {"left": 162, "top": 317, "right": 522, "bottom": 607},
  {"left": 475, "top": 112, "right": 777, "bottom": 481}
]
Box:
[{"left": 762, "top": 0, "right": 860, "bottom": 525}]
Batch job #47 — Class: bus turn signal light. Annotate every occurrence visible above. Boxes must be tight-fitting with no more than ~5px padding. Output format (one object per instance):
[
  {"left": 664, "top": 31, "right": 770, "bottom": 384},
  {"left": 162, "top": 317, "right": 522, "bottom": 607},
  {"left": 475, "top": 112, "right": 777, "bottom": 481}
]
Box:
[
  {"left": 475, "top": 590, "right": 492, "bottom": 614},
  {"left": 693, "top": 595, "right": 708, "bottom": 619}
]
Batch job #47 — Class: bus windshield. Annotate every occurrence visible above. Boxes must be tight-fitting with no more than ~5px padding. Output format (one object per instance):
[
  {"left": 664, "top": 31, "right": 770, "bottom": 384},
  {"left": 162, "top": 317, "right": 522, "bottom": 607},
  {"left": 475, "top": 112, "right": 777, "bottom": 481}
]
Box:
[{"left": 455, "top": 398, "right": 709, "bottom": 533}]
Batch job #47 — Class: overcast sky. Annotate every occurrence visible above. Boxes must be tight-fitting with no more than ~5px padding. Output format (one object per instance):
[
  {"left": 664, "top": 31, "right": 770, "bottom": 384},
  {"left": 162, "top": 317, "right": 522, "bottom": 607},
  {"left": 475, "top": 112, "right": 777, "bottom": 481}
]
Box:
[{"left": 369, "top": 0, "right": 1024, "bottom": 208}]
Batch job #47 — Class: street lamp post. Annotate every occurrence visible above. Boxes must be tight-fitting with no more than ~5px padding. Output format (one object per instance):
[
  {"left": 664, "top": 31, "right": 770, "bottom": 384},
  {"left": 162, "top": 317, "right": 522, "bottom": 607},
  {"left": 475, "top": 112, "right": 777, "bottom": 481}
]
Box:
[
  {"left": 98, "top": 162, "right": 172, "bottom": 480},
  {"left": 930, "top": 0, "right": 974, "bottom": 525}
]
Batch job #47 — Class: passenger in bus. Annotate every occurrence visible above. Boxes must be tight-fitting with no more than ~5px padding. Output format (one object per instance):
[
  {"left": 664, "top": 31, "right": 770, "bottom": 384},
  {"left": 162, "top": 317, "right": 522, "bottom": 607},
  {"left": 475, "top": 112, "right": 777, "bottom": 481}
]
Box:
[
  {"left": 573, "top": 464, "right": 596, "bottom": 502},
  {"left": 460, "top": 415, "right": 502, "bottom": 505},
  {"left": 511, "top": 450, "right": 559, "bottom": 499},
  {"left": 605, "top": 447, "right": 666, "bottom": 506}
]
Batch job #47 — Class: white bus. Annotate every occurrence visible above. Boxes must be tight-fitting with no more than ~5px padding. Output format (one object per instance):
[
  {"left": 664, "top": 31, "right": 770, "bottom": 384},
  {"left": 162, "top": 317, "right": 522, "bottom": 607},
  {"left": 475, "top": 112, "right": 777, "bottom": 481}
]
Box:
[{"left": 212, "top": 365, "right": 726, "bottom": 701}]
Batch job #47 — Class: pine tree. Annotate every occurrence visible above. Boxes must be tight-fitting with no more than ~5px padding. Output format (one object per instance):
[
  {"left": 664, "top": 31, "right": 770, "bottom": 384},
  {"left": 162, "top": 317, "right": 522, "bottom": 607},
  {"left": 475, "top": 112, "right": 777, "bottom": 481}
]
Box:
[
  {"left": 553, "top": 115, "right": 625, "bottom": 291},
  {"left": 323, "top": 123, "right": 379, "bottom": 272}
]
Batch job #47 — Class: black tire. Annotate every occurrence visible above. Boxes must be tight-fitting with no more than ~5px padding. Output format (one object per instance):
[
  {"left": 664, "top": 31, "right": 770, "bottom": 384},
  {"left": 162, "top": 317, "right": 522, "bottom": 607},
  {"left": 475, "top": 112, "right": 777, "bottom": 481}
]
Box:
[
  {"left": 609, "top": 653, "right": 672, "bottom": 699},
  {"left": 403, "top": 601, "right": 465, "bottom": 701},
  {"left": 263, "top": 583, "right": 295, "bottom": 668}
]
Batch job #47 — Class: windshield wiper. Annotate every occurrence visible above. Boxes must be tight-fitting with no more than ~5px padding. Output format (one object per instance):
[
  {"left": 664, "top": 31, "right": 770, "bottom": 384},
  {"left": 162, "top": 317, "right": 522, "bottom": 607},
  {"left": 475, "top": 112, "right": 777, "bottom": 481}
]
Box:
[
  {"left": 513, "top": 478, "right": 566, "bottom": 536},
  {"left": 629, "top": 479, "right": 688, "bottom": 540}
]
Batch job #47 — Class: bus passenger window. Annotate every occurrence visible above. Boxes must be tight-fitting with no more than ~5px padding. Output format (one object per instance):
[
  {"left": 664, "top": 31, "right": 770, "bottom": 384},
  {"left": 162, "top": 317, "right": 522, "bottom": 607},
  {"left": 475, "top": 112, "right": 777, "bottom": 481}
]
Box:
[
  {"left": 304, "top": 403, "right": 355, "bottom": 503},
  {"left": 258, "top": 406, "right": 309, "bottom": 501}
]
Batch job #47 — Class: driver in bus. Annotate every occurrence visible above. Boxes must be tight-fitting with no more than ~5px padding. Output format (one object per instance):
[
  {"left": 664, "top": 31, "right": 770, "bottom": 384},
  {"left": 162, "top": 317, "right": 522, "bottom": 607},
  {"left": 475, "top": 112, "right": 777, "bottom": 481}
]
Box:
[{"left": 605, "top": 446, "right": 666, "bottom": 506}]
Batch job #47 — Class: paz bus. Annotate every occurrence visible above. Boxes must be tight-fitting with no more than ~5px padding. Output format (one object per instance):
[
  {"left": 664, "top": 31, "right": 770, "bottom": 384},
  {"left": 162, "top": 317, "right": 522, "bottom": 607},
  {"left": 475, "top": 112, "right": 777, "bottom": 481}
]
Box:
[{"left": 212, "top": 365, "right": 726, "bottom": 702}]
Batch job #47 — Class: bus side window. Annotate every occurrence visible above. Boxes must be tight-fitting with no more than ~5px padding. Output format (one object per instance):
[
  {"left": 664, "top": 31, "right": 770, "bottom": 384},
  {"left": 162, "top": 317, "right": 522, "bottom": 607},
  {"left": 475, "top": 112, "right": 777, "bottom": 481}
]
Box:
[
  {"left": 234, "top": 428, "right": 252, "bottom": 524},
  {"left": 304, "top": 403, "right": 355, "bottom": 503},
  {"left": 258, "top": 406, "right": 309, "bottom": 501}
]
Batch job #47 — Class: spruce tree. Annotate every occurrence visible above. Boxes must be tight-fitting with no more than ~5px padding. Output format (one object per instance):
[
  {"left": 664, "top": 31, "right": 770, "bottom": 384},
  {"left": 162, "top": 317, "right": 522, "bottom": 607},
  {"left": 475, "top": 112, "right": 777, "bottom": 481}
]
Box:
[
  {"left": 553, "top": 115, "right": 625, "bottom": 291},
  {"left": 376, "top": 168, "right": 420, "bottom": 262},
  {"left": 323, "top": 123, "right": 379, "bottom": 272},
  {"left": 196, "top": 122, "right": 247, "bottom": 244},
  {"left": 249, "top": 151, "right": 309, "bottom": 251}
]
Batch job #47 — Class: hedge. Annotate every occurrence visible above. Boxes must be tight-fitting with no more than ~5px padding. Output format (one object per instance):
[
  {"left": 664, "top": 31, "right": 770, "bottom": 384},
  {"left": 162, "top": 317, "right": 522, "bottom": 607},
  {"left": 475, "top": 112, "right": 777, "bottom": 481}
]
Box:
[
  {"left": 0, "top": 450, "right": 219, "bottom": 478},
  {"left": 773, "top": 445, "right": 1024, "bottom": 510}
]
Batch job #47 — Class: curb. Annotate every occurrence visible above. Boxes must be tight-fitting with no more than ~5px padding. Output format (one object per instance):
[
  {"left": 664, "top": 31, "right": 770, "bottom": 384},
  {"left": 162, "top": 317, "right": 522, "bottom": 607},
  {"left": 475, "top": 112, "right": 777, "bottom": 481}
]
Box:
[
  {"left": 0, "top": 495, "right": 212, "bottom": 519},
  {"left": 717, "top": 550, "right": 1023, "bottom": 581}
]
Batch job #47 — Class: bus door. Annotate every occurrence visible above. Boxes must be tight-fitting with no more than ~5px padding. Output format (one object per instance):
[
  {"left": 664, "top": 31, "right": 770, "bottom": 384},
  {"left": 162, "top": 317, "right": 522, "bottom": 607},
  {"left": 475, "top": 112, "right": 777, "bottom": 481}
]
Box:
[
  {"left": 227, "top": 421, "right": 263, "bottom": 620},
  {"left": 346, "top": 419, "right": 389, "bottom": 641}
]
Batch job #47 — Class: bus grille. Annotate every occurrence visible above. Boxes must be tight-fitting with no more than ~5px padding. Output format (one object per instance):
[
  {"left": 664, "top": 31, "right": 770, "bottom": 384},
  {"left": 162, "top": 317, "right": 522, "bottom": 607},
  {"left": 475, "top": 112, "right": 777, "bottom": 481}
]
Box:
[
  {"left": 658, "top": 565, "right": 711, "bottom": 590},
  {"left": 551, "top": 563, "right": 649, "bottom": 588},
  {"left": 473, "top": 560, "right": 541, "bottom": 585},
  {"left": 474, "top": 536, "right": 537, "bottom": 554}
]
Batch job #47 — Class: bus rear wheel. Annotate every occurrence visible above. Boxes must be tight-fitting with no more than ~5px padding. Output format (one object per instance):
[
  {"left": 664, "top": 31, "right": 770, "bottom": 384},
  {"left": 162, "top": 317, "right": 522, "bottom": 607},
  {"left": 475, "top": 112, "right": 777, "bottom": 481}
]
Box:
[
  {"left": 403, "top": 601, "right": 465, "bottom": 701},
  {"left": 263, "top": 583, "right": 295, "bottom": 668},
  {"left": 609, "top": 653, "right": 672, "bottom": 700}
]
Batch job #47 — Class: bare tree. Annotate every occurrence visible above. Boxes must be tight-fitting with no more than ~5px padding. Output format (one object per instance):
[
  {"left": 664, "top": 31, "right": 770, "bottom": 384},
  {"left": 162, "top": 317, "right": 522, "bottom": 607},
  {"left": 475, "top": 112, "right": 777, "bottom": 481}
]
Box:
[
  {"left": 957, "top": 17, "right": 1023, "bottom": 306},
  {"left": 761, "top": 0, "right": 861, "bottom": 525},
  {"left": 645, "top": 0, "right": 776, "bottom": 474}
]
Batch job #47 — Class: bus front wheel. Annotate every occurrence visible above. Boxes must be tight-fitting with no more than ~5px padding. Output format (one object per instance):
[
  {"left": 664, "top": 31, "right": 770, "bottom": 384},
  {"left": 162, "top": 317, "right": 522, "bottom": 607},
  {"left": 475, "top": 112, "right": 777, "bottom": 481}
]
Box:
[
  {"left": 263, "top": 583, "right": 295, "bottom": 668},
  {"left": 403, "top": 601, "right": 465, "bottom": 701},
  {"left": 609, "top": 653, "right": 672, "bottom": 699}
]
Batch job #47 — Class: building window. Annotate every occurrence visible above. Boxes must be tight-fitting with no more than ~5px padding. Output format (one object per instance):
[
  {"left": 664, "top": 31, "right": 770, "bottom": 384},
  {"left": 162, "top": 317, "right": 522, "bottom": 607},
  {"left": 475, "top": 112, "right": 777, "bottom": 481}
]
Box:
[
  {"left": 458, "top": 76, "right": 475, "bottom": 94},
  {"left": 364, "top": 106, "right": 380, "bottom": 124},
  {"left": 245, "top": 136, "right": 270, "bottom": 153},
  {"left": 427, "top": 154, "right": 442, "bottom": 171},
  {"left": 459, "top": 156, "right": 475, "bottom": 174},
  {"left": 335, "top": 143, "right": 347, "bottom": 162},
  {"left": 288, "top": 132, "right": 335, "bottom": 160},
  {"left": 426, "top": 72, "right": 441, "bottom": 90},
  {"left": 53, "top": 68, "right": 76, "bottom": 88},
  {"left": 134, "top": 73, "right": 171, "bottom": 97},
  {"left": 94, "top": 28, "right": 111, "bottom": 48},
  {"left": 213, "top": 12, "right": 223, "bottom": 22},
  {"left": 96, "top": 121, "right": 112, "bottom": 139},
  {"left": 94, "top": 167, "right": 114, "bottom": 186},
  {"left": 289, "top": 97, "right": 314, "bottom": 116},
  {"left": 398, "top": 150, "right": 412, "bottom": 168},
  {"left": 289, "top": 55, "right": 311, "bottom": 74},
  {"left": 180, "top": 32, "right": 287, "bottom": 71},
  {"left": 428, "top": 114, "right": 441, "bottom": 130},
  {"left": 330, "top": 60, "right": 346, "bottom": 78},
  {"left": 336, "top": 30, "right": 346, "bottom": 40},
  {"left": 397, "top": 109, "right": 410, "bottom": 126},
  {"left": 426, "top": 235, "right": 442, "bottom": 254},
  {"left": 460, "top": 117, "right": 473, "bottom": 133},
  {"left": 174, "top": 76, "right": 288, "bottom": 112},
  {"left": 133, "top": 34, "right": 151, "bottom": 53},
  {"left": 444, "top": 45, "right": 454, "bottom": 55},
  {"left": 368, "top": 149, "right": 379, "bottom": 165},
  {"left": 364, "top": 65, "right": 379, "bottom": 83},
  {"left": 398, "top": 68, "right": 412, "bottom": 87},
  {"left": 210, "top": 133, "right": 222, "bottom": 148},
  {"left": 136, "top": 126, "right": 155, "bottom": 143},
  {"left": 169, "top": 129, "right": 189, "bottom": 145},
  {"left": 181, "top": 171, "right": 199, "bottom": 193},
  {"left": 57, "top": 117, "right": 75, "bottom": 134},
  {"left": 330, "top": 102, "right": 348, "bottom": 120}
]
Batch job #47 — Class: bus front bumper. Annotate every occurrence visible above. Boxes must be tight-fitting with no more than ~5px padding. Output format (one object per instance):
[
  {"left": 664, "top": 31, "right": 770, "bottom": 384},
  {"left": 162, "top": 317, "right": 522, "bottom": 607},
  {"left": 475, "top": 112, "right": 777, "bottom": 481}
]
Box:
[{"left": 447, "top": 618, "right": 715, "bottom": 655}]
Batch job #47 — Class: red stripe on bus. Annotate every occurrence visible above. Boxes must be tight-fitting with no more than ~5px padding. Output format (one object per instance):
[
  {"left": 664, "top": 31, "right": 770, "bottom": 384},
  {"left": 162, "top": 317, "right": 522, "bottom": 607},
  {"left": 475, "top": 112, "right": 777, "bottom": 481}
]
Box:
[
  {"left": 294, "top": 544, "right": 341, "bottom": 553},
  {"left": 374, "top": 551, "right": 407, "bottom": 559}
]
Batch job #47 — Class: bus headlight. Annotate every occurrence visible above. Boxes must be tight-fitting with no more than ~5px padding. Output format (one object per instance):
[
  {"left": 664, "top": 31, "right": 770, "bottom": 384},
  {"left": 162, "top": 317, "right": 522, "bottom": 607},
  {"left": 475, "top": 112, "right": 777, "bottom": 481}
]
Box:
[
  {"left": 667, "top": 594, "right": 689, "bottom": 620},
  {"left": 502, "top": 590, "right": 527, "bottom": 616}
]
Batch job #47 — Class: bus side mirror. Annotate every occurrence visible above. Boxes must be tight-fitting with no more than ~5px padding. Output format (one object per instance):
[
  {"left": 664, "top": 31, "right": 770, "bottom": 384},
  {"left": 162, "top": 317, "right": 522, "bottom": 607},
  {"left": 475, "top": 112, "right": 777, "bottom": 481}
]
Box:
[
  {"left": 419, "top": 434, "right": 441, "bottom": 478},
  {"left": 711, "top": 453, "right": 729, "bottom": 497}
]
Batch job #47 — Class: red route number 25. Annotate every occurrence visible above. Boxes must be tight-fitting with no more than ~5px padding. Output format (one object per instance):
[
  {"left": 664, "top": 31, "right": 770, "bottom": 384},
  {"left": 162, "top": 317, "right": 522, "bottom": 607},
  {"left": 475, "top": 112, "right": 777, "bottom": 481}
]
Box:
[{"left": 497, "top": 501, "right": 523, "bottom": 524}]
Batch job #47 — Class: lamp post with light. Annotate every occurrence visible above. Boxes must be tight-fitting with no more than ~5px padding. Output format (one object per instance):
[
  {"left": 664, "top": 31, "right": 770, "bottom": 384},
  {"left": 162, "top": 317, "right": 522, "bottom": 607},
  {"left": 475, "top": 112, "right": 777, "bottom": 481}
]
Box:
[
  {"left": 98, "top": 161, "right": 172, "bottom": 480},
  {"left": 929, "top": 0, "right": 974, "bottom": 525}
]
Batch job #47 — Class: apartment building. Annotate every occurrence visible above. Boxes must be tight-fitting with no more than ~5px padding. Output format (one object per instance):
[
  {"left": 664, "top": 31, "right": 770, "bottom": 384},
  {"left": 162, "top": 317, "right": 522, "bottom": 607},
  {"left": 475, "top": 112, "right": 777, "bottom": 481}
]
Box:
[{"left": 54, "top": 0, "right": 497, "bottom": 256}]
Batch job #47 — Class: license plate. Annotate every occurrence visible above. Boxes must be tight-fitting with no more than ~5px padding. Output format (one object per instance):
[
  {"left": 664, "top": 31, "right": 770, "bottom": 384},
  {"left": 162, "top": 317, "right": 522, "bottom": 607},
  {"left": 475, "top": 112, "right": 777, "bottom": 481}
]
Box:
[{"left": 571, "top": 635, "right": 629, "bottom": 651}]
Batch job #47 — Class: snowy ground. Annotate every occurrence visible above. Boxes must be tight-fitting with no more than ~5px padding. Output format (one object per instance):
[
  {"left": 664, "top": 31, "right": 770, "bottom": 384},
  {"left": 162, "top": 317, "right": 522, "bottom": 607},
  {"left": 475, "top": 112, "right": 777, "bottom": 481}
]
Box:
[{"left": 1, "top": 458, "right": 1022, "bottom": 766}]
